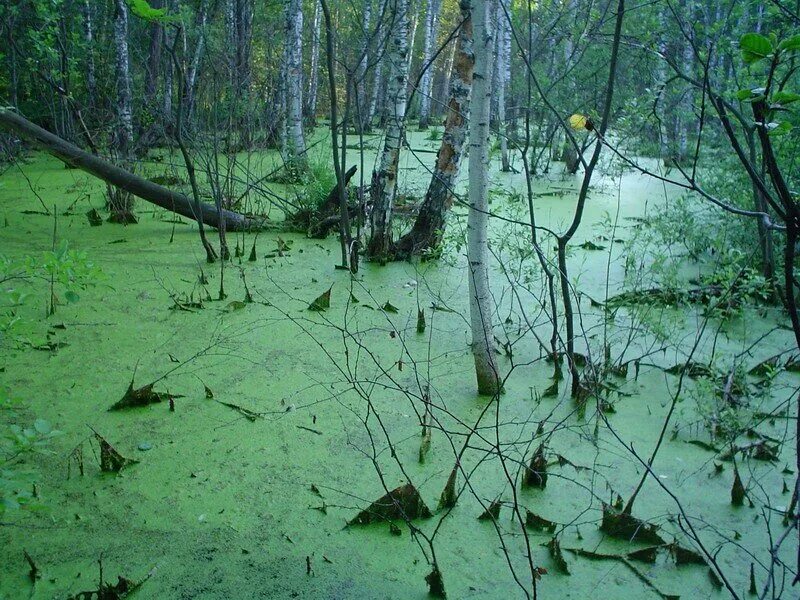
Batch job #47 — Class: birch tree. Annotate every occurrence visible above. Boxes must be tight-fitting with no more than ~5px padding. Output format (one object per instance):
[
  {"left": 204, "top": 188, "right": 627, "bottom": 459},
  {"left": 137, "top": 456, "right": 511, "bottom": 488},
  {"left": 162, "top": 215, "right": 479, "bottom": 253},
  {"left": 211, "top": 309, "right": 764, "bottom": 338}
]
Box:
[
  {"left": 417, "top": 0, "right": 442, "bottom": 129},
  {"left": 305, "top": 0, "right": 321, "bottom": 124},
  {"left": 495, "top": 0, "right": 510, "bottom": 171},
  {"left": 365, "top": 0, "right": 388, "bottom": 130},
  {"left": 110, "top": 0, "right": 135, "bottom": 222},
  {"left": 82, "top": 0, "right": 96, "bottom": 110},
  {"left": 187, "top": 2, "right": 210, "bottom": 120},
  {"left": 393, "top": 0, "right": 473, "bottom": 258},
  {"left": 282, "top": 0, "right": 308, "bottom": 173},
  {"left": 367, "top": 0, "right": 411, "bottom": 260},
  {"left": 163, "top": 1, "right": 177, "bottom": 121},
  {"left": 355, "top": 0, "right": 372, "bottom": 132},
  {"left": 467, "top": 0, "right": 500, "bottom": 395},
  {"left": 144, "top": 0, "right": 164, "bottom": 109}
]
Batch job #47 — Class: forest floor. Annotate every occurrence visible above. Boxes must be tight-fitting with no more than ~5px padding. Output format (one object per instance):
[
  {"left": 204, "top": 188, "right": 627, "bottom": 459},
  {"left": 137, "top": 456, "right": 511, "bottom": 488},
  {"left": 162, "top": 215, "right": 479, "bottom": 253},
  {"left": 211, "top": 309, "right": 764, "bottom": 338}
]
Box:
[{"left": 0, "top": 129, "right": 797, "bottom": 599}]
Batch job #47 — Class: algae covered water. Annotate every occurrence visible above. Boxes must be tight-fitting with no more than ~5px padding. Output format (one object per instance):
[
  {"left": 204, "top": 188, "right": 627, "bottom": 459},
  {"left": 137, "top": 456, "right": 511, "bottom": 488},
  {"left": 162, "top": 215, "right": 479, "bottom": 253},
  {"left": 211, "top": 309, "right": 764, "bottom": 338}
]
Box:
[{"left": 1, "top": 133, "right": 797, "bottom": 599}]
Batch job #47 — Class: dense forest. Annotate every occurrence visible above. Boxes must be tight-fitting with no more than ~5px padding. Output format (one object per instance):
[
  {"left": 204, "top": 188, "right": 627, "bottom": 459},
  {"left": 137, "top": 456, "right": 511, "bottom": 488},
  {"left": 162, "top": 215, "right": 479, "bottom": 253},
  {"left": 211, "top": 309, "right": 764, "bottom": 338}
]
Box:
[{"left": 1, "top": 0, "right": 799, "bottom": 598}]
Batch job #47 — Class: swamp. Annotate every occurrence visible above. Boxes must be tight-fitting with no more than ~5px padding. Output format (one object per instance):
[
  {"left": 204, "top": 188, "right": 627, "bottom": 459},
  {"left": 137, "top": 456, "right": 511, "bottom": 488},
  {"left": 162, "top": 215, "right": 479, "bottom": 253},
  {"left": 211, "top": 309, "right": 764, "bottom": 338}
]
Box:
[{"left": 0, "top": 0, "right": 798, "bottom": 598}]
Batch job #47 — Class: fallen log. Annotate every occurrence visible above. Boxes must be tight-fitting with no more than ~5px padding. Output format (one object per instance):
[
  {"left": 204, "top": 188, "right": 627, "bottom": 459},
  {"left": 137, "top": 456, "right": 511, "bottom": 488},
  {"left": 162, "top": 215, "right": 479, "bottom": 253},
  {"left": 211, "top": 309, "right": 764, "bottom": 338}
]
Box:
[{"left": 0, "top": 108, "right": 263, "bottom": 231}]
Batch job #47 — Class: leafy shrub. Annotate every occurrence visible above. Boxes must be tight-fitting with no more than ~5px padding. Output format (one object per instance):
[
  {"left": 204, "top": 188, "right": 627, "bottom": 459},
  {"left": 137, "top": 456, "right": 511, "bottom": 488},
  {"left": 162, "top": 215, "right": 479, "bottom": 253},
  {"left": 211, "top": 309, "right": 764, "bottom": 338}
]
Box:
[{"left": 1, "top": 388, "right": 61, "bottom": 516}]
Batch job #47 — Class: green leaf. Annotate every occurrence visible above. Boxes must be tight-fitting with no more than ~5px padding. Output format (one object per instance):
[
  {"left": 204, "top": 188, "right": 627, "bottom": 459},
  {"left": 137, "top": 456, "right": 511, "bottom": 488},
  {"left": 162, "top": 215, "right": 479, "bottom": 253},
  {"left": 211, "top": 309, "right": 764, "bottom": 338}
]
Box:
[
  {"left": 128, "top": 0, "right": 169, "bottom": 21},
  {"left": 736, "top": 89, "right": 754, "bottom": 100},
  {"left": 772, "top": 91, "right": 800, "bottom": 106},
  {"left": 33, "top": 419, "right": 51, "bottom": 435},
  {"left": 767, "top": 121, "right": 793, "bottom": 136},
  {"left": 778, "top": 34, "right": 800, "bottom": 52},
  {"left": 740, "top": 33, "right": 773, "bottom": 64},
  {"left": 64, "top": 290, "right": 80, "bottom": 303}
]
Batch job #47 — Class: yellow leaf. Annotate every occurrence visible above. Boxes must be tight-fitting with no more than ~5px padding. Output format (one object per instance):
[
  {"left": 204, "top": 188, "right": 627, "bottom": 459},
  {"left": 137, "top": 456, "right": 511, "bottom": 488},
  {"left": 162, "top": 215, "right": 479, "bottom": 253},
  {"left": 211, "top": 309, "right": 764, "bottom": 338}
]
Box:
[{"left": 569, "top": 114, "right": 588, "bottom": 130}]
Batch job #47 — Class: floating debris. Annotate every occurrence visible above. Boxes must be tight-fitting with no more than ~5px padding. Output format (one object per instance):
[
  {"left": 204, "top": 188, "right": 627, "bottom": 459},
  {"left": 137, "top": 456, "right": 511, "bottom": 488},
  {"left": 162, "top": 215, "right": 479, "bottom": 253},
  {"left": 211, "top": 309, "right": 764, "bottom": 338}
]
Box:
[
  {"left": 731, "top": 466, "right": 746, "bottom": 506},
  {"left": 23, "top": 549, "right": 40, "bottom": 583},
  {"left": 525, "top": 510, "right": 557, "bottom": 533},
  {"left": 578, "top": 240, "right": 606, "bottom": 251},
  {"left": 109, "top": 381, "right": 182, "bottom": 411},
  {"left": 86, "top": 208, "right": 103, "bottom": 227},
  {"left": 216, "top": 400, "right": 262, "bottom": 422},
  {"left": 425, "top": 565, "right": 446, "bottom": 598},
  {"left": 418, "top": 423, "right": 432, "bottom": 463},
  {"left": 477, "top": 497, "right": 502, "bottom": 522},
  {"left": 599, "top": 504, "right": 666, "bottom": 545},
  {"left": 523, "top": 444, "right": 548, "bottom": 489},
  {"left": 93, "top": 431, "right": 138, "bottom": 473},
  {"left": 548, "top": 537, "right": 570, "bottom": 574},
  {"left": 437, "top": 466, "right": 458, "bottom": 510},
  {"left": 348, "top": 483, "right": 432, "bottom": 525},
  {"left": 308, "top": 286, "right": 332, "bottom": 311}
]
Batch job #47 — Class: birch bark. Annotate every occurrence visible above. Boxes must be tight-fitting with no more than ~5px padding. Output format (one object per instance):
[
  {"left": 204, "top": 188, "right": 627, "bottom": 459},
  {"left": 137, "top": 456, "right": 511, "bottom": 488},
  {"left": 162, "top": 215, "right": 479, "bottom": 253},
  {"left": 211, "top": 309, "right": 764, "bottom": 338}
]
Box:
[
  {"left": 417, "top": 0, "right": 441, "bottom": 129},
  {"left": 283, "top": 0, "right": 308, "bottom": 172},
  {"left": 467, "top": 0, "right": 500, "bottom": 395},
  {"left": 393, "top": 0, "right": 473, "bottom": 258},
  {"left": 367, "top": 0, "right": 411, "bottom": 260}
]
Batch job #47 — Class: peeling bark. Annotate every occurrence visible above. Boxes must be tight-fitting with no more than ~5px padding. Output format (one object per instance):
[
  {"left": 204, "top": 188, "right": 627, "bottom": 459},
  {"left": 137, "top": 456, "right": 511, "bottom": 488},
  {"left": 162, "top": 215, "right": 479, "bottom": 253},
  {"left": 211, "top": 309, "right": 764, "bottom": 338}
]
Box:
[
  {"left": 367, "top": 0, "right": 411, "bottom": 260},
  {"left": 393, "top": 0, "right": 473, "bottom": 258}
]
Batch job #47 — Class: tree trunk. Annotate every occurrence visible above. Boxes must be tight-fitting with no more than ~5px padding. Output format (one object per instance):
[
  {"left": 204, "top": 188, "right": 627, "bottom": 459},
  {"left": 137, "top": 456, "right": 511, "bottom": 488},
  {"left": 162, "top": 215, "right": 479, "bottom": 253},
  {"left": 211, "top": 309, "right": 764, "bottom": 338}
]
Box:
[
  {"left": 437, "top": 40, "right": 456, "bottom": 118},
  {"left": 393, "top": 0, "right": 473, "bottom": 258},
  {"left": 226, "top": 0, "right": 253, "bottom": 148},
  {"left": 467, "top": 0, "right": 500, "bottom": 395},
  {"left": 144, "top": 1, "right": 164, "bottom": 107},
  {"left": 305, "top": 0, "right": 322, "bottom": 124},
  {"left": 495, "top": 0, "right": 510, "bottom": 171},
  {"left": 417, "top": 0, "right": 441, "bottom": 129},
  {"left": 406, "top": 0, "right": 419, "bottom": 75},
  {"left": 0, "top": 109, "right": 261, "bottom": 232},
  {"left": 367, "top": 0, "right": 411, "bottom": 261},
  {"left": 355, "top": 0, "right": 372, "bottom": 132},
  {"left": 112, "top": 0, "right": 135, "bottom": 221},
  {"left": 366, "top": 0, "right": 388, "bottom": 129},
  {"left": 82, "top": 0, "right": 96, "bottom": 110},
  {"left": 558, "top": 0, "right": 579, "bottom": 173},
  {"left": 185, "top": 0, "right": 209, "bottom": 124},
  {"left": 163, "top": 0, "right": 177, "bottom": 124},
  {"left": 283, "top": 0, "right": 308, "bottom": 172}
]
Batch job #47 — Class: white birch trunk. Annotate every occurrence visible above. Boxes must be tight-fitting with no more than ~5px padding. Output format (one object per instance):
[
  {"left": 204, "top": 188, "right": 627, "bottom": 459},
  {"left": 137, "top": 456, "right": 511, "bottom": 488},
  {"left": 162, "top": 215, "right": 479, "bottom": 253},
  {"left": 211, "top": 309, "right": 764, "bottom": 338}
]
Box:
[
  {"left": 283, "top": 0, "right": 307, "bottom": 170},
  {"left": 367, "top": 0, "right": 410, "bottom": 259},
  {"left": 306, "top": 0, "right": 322, "bottom": 121},
  {"left": 496, "top": 0, "right": 510, "bottom": 171},
  {"left": 393, "top": 0, "right": 473, "bottom": 257},
  {"left": 185, "top": 0, "right": 208, "bottom": 123},
  {"left": 417, "top": 0, "right": 441, "bottom": 129},
  {"left": 366, "top": 0, "right": 389, "bottom": 128},
  {"left": 356, "top": 0, "right": 372, "bottom": 130},
  {"left": 83, "top": 0, "right": 96, "bottom": 108},
  {"left": 114, "top": 0, "right": 133, "bottom": 160},
  {"left": 467, "top": 0, "right": 500, "bottom": 395},
  {"left": 406, "top": 0, "right": 419, "bottom": 74}
]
